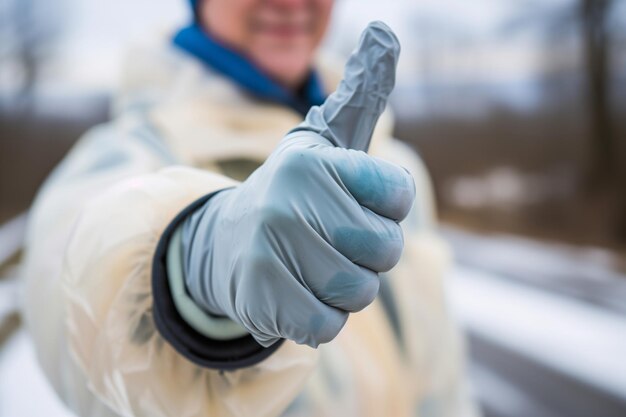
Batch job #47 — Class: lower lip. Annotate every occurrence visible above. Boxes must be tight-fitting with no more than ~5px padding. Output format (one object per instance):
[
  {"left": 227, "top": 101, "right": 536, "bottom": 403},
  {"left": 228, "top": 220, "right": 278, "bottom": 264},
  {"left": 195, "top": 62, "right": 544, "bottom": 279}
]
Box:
[{"left": 258, "top": 25, "right": 308, "bottom": 39}]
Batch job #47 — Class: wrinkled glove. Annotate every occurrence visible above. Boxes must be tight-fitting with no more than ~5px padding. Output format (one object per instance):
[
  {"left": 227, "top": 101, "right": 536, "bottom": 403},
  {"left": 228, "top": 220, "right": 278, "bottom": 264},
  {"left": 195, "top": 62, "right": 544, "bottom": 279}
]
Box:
[{"left": 181, "top": 21, "right": 415, "bottom": 348}]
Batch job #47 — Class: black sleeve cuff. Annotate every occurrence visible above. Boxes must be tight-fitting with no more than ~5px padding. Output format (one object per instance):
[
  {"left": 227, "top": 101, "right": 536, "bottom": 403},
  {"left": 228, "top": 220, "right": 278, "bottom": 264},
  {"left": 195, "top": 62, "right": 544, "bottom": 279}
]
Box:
[{"left": 151, "top": 191, "right": 284, "bottom": 370}]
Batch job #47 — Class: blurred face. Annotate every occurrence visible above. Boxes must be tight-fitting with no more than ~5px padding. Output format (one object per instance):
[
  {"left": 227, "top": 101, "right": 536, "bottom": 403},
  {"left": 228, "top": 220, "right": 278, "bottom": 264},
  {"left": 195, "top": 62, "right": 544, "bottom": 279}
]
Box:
[{"left": 198, "top": 0, "right": 334, "bottom": 89}]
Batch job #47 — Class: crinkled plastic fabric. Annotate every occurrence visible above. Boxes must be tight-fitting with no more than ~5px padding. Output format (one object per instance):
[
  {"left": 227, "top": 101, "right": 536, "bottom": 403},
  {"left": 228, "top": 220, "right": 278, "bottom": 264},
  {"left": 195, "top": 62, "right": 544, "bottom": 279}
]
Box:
[{"left": 62, "top": 167, "right": 319, "bottom": 417}]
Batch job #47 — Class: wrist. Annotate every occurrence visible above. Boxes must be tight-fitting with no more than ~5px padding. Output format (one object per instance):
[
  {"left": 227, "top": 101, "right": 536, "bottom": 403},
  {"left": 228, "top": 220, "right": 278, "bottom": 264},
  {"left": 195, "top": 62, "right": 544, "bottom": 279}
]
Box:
[
  {"left": 180, "top": 187, "right": 234, "bottom": 317},
  {"left": 151, "top": 190, "right": 283, "bottom": 369},
  {"left": 167, "top": 225, "right": 248, "bottom": 339}
]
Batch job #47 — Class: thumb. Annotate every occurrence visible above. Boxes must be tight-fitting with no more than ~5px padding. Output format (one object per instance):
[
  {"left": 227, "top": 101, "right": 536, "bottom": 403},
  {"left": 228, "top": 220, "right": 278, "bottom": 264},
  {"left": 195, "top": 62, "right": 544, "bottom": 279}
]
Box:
[{"left": 289, "top": 21, "right": 400, "bottom": 152}]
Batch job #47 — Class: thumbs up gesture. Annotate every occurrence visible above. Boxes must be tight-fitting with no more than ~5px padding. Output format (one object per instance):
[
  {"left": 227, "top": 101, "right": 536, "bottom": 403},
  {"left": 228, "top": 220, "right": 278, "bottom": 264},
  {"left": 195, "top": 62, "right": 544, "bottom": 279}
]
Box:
[{"left": 183, "top": 22, "right": 415, "bottom": 348}]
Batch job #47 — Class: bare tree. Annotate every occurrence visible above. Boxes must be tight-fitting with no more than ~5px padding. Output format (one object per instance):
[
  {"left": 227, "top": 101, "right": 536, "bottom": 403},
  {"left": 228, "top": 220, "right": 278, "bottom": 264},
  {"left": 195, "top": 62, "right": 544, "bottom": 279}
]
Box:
[
  {"left": 581, "top": 0, "right": 615, "bottom": 184},
  {"left": 501, "top": 0, "right": 617, "bottom": 185},
  {"left": 0, "top": 0, "right": 64, "bottom": 109}
]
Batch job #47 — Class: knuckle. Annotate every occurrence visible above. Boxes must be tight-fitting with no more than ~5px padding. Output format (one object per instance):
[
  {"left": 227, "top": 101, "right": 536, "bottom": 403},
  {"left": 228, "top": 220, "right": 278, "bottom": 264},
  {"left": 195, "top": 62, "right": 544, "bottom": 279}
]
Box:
[
  {"left": 320, "top": 269, "right": 380, "bottom": 313},
  {"left": 352, "top": 276, "right": 380, "bottom": 311},
  {"left": 258, "top": 205, "right": 286, "bottom": 225},
  {"left": 379, "top": 228, "right": 404, "bottom": 272},
  {"left": 279, "top": 147, "right": 321, "bottom": 174},
  {"left": 254, "top": 204, "right": 296, "bottom": 234},
  {"left": 246, "top": 251, "right": 273, "bottom": 273},
  {"left": 396, "top": 170, "right": 416, "bottom": 217},
  {"left": 405, "top": 170, "right": 417, "bottom": 200},
  {"left": 314, "top": 329, "right": 339, "bottom": 346},
  {"left": 239, "top": 250, "right": 278, "bottom": 289},
  {"left": 312, "top": 311, "right": 348, "bottom": 346}
]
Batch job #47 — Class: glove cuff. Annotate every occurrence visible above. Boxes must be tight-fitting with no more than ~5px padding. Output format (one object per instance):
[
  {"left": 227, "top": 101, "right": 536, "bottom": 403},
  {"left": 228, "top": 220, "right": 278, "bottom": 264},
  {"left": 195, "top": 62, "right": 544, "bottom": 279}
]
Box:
[
  {"left": 152, "top": 191, "right": 284, "bottom": 370},
  {"left": 166, "top": 224, "right": 249, "bottom": 340}
]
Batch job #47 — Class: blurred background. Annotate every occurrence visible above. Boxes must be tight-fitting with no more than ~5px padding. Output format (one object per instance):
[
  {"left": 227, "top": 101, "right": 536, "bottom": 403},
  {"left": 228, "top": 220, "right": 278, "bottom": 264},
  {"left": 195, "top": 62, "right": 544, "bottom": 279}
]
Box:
[{"left": 1, "top": 0, "right": 625, "bottom": 416}]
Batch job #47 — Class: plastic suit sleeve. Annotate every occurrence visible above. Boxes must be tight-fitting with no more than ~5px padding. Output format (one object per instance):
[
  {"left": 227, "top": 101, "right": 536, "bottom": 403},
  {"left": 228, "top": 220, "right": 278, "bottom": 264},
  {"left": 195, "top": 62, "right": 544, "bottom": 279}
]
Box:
[
  {"left": 21, "top": 120, "right": 320, "bottom": 417},
  {"left": 61, "top": 166, "right": 319, "bottom": 417}
]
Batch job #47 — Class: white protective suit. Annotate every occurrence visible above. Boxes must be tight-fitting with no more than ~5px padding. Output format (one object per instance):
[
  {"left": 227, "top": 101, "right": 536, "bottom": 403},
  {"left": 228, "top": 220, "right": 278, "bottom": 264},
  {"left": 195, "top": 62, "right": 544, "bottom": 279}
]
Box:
[{"left": 20, "top": 35, "right": 479, "bottom": 417}]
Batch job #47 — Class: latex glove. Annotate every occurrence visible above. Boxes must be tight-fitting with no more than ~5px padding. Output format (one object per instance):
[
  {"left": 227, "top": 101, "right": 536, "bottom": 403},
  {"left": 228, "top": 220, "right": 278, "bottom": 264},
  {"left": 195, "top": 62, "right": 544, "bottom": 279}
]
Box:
[{"left": 182, "top": 21, "right": 414, "bottom": 348}]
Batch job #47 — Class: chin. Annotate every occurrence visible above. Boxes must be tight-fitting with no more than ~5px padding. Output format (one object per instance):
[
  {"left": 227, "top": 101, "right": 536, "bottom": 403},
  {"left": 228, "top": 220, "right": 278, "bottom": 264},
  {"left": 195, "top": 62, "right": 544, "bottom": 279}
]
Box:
[{"left": 253, "top": 49, "right": 313, "bottom": 87}]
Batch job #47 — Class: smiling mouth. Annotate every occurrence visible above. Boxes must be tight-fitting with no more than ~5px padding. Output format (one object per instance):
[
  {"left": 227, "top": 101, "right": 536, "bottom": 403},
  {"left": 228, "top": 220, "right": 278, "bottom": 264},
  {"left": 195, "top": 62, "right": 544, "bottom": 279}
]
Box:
[{"left": 253, "top": 21, "right": 313, "bottom": 39}]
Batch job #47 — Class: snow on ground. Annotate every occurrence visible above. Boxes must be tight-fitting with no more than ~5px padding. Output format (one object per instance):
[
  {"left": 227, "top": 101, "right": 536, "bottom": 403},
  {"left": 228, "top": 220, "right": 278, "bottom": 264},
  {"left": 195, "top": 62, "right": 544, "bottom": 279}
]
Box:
[
  {"left": 447, "top": 265, "right": 626, "bottom": 402},
  {"left": 0, "top": 329, "right": 74, "bottom": 417}
]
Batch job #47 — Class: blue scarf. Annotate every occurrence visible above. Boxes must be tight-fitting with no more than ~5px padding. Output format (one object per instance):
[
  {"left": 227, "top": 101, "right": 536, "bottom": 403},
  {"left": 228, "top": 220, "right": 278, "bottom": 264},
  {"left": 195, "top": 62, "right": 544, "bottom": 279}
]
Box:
[{"left": 173, "top": 23, "right": 326, "bottom": 116}]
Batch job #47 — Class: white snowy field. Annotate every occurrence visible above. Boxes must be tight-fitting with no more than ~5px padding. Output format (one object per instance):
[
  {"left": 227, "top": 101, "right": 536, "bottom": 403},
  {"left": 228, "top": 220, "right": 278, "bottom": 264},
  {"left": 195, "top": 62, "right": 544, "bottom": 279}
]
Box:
[{"left": 2, "top": 259, "right": 625, "bottom": 416}]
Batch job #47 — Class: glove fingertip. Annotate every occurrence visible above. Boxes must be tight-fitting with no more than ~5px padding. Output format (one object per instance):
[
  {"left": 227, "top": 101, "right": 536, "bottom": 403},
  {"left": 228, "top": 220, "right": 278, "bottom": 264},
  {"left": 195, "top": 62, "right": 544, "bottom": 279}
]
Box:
[{"left": 307, "top": 309, "right": 349, "bottom": 348}]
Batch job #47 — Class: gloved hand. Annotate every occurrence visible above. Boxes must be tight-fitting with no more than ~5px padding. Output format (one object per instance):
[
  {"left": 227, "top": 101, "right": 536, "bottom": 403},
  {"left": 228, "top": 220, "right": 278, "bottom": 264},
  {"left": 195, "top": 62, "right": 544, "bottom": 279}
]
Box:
[{"left": 181, "top": 21, "right": 415, "bottom": 348}]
